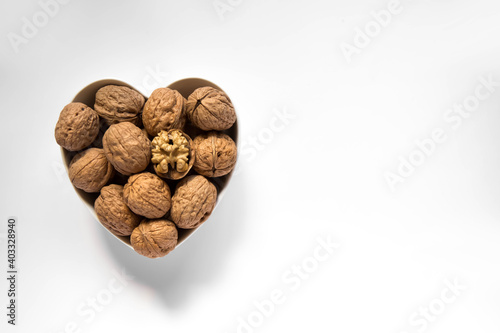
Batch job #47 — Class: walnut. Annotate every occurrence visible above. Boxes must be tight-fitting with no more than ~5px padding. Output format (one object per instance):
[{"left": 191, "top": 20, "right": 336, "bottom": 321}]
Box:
[
  {"left": 151, "top": 129, "right": 194, "bottom": 180},
  {"left": 68, "top": 148, "right": 114, "bottom": 193},
  {"left": 186, "top": 87, "right": 236, "bottom": 131},
  {"left": 170, "top": 175, "right": 217, "bottom": 229},
  {"left": 94, "top": 185, "right": 141, "bottom": 237},
  {"left": 55, "top": 102, "right": 99, "bottom": 151},
  {"left": 193, "top": 132, "right": 237, "bottom": 177},
  {"left": 142, "top": 88, "right": 186, "bottom": 136},
  {"left": 131, "top": 219, "right": 178, "bottom": 258},
  {"left": 94, "top": 85, "right": 145, "bottom": 125},
  {"left": 123, "top": 172, "right": 171, "bottom": 219},
  {"left": 103, "top": 122, "right": 151, "bottom": 176}
]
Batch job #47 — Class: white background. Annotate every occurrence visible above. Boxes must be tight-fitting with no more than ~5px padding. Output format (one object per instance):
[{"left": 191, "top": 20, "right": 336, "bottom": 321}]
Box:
[{"left": 2, "top": 0, "right": 500, "bottom": 332}]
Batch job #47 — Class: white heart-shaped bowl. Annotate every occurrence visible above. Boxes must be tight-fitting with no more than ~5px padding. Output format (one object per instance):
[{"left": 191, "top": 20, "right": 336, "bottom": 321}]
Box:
[{"left": 61, "top": 78, "right": 238, "bottom": 250}]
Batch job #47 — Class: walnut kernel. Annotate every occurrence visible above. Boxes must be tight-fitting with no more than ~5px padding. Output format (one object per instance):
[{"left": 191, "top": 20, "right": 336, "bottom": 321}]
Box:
[{"left": 151, "top": 129, "right": 194, "bottom": 180}]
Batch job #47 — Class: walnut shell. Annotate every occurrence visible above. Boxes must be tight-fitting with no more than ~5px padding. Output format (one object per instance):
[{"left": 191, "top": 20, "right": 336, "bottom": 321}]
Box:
[
  {"left": 123, "top": 172, "right": 171, "bottom": 219},
  {"left": 94, "top": 85, "right": 145, "bottom": 125},
  {"left": 131, "top": 219, "right": 178, "bottom": 258},
  {"left": 94, "top": 185, "right": 141, "bottom": 237},
  {"left": 151, "top": 129, "right": 195, "bottom": 180},
  {"left": 186, "top": 87, "right": 236, "bottom": 131},
  {"left": 170, "top": 175, "right": 217, "bottom": 229},
  {"left": 55, "top": 102, "right": 99, "bottom": 151},
  {"left": 68, "top": 148, "right": 114, "bottom": 193},
  {"left": 193, "top": 132, "right": 237, "bottom": 177},
  {"left": 142, "top": 88, "right": 186, "bottom": 136},
  {"left": 103, "top": 122, "right": 151, "bottom": 176}
]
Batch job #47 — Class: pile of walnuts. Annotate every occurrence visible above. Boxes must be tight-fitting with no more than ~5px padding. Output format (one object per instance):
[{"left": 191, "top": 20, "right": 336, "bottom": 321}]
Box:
[{"left": 55, "top": 85, "right": 237, "bottom": 258}]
